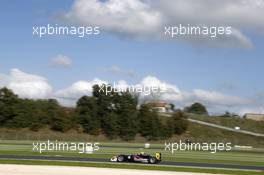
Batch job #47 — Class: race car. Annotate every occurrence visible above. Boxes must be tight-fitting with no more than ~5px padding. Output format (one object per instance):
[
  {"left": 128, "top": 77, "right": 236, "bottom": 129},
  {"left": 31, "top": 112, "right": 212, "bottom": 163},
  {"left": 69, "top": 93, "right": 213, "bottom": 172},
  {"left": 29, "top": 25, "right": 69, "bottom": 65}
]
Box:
[{"left": 110, "top": 152, "right": 161, "bottom": 164}]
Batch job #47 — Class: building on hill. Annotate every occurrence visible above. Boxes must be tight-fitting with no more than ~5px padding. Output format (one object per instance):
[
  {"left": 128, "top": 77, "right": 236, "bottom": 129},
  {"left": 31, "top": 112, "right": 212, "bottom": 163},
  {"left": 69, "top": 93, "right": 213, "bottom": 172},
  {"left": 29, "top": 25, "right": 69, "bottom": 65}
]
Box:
[
  {"left": 145, "top": 101, "right": 173, "bottom": 113},
  {"left": 244, "top": 113, "right": 264, "bottom": 121}
]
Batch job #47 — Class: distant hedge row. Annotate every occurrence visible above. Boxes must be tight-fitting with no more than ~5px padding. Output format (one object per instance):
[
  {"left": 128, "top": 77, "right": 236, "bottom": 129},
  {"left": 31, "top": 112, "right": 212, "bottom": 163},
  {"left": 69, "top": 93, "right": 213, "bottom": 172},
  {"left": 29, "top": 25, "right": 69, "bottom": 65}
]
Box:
[{"left": 0, "top": 86, "right": 194, "bottom": 140}]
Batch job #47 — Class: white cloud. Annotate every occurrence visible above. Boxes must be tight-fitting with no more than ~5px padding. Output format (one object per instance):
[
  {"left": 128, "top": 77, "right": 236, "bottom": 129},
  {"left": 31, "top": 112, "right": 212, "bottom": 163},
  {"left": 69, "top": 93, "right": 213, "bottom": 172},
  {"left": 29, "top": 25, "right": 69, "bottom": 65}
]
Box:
[
  {"left": 135, "top": 77, "right": 250, "bottom": 109},
  {"left": 114, "top": 80, "right": 129, "bottom": 90},
  {"left": 0, "top": 73, "right": 9, "bottom": 87},
  {"left": 63, "top": 0, "right": 161, "bottom": 39},
  {"left": 61, "top": 0, "right": 264, "bottom": 48},
  {"left": 188, "top": 89, "right": 251, "bottom": 107},
  {"left": 54, "top": 78, "right": 107, "bottom": 106},
  {"left": 178, "top": 28, "right": 253, "bottom": 49},
  {"left": 138, "top": 76, "right": 183, "bottom": 101},
  {"left": 51, "top": 54, "right": 72, "bottom": 68},
  {"left": 52, "top": 75, "right": 253, "bottom": 113},
  {"left": 106, "top": 65, "right": 136, "bottom": 77},
  {"left": 0, "top": 69, "right": 259, "bottom": 115},
  {"left": 0, "top": 69, "right": 52, "bottom": 99}
]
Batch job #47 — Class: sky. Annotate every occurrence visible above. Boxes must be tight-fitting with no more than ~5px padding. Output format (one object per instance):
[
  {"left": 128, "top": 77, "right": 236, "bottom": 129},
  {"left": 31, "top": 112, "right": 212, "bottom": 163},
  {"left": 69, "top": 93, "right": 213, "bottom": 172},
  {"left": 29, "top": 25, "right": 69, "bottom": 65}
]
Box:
[{"left": 0, "top": 0, "right": 264, "bottom": 115}]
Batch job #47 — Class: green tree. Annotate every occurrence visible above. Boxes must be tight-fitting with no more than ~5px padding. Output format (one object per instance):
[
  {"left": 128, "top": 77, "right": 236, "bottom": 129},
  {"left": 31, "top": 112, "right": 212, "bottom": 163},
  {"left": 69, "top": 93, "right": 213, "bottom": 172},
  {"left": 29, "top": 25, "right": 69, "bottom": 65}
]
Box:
[
  {"left": 115, "top": 91, "right": 138, "bottom": 140},
  {"left": 169, "top": 103, "right": 175, "bottom": 112},
  {"left": 138, "top": 104, "right": 163, "bottom": 140},
  {"left": 171, "top": 110, "right": 188, "bottom": 134},
  {"left": 9, "top": 99, "right": 35, "bottom": 128},
  {"left": 103, "top": 112, "right": 119, "bottom": 139},
  {"left": 0, "top": 87, "right": 19, "bottom": 125},
  {"left": 184, "top": 102, "right": 208, "bottom": 115},
  {"left": 38, "top": 99, "right": 72, "bottom": 132},
  {"left": 92, "top": 84, "right": 115, "bottom": 134},
  {"left": 76, "top": 96, "right": 100, "bottom": 135},
  {"left": 91, "top": 84, "right": 139, "bottom": 140},
  {"left": 50, "top": 110, "right": 71, "bottom": 132},
  {"left": 0, "top": 88, "right": 73, "bottom": 131},
  {"left": 159, "top": 118, "right": 174, "bottom": 139}
]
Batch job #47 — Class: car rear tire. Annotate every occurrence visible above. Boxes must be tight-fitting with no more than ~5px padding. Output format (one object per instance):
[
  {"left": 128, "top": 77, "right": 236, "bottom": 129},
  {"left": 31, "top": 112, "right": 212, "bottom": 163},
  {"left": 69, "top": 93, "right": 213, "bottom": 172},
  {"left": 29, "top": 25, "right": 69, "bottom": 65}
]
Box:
[
  {"left": 117, "top": 155, "right": 125, "bottom": 162},
  {"left": 149, "top": 157, "right": 156, "bottom": 164}
]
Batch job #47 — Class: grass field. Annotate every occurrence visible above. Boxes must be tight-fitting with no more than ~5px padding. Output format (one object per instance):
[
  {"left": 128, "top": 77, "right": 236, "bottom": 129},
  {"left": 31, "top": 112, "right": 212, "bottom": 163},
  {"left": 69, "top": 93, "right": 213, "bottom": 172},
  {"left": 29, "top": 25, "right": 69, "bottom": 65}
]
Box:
[
  {"left": 0, "top": 140, "right": 263, "bottom": 167},
  {"left": 0, "top": 122, "right": 263, "bottom": 175},
  {"left": 0, "top": 139, "right": 263, "bottom": 175}
]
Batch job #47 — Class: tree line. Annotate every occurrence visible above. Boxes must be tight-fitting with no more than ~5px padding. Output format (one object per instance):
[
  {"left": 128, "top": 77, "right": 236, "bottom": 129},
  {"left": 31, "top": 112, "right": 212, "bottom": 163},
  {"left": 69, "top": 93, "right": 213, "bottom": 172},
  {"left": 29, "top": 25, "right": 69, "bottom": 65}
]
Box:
[{"left": 0, "top": 86, "right": 208, "bottom": 141}]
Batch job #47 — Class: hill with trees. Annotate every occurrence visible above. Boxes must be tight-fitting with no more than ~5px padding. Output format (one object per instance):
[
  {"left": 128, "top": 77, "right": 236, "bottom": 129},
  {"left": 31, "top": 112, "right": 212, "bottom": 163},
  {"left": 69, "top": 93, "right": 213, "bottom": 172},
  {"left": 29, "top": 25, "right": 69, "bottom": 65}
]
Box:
[
  {"left": 0, "top": 86, "right": 188, "bottom": 141},
  {"left": 1, "top": 86, "right": 263, "bottom": 147}
]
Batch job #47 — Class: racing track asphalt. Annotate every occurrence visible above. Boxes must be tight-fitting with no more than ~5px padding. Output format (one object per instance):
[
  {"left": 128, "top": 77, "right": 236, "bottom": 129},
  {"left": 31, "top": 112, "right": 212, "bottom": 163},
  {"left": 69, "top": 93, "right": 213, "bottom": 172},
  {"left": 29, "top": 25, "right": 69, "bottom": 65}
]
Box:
[{"left": 0, "top": 155, "right": 263, "bottom": 171}]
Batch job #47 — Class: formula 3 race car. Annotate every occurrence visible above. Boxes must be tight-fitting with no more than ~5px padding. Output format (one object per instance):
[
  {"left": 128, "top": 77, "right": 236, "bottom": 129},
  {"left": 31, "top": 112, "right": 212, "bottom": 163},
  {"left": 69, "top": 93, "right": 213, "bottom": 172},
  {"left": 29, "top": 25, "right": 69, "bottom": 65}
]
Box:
[{"left": 110, "top": 152, "right": 161, "bottom": 164}]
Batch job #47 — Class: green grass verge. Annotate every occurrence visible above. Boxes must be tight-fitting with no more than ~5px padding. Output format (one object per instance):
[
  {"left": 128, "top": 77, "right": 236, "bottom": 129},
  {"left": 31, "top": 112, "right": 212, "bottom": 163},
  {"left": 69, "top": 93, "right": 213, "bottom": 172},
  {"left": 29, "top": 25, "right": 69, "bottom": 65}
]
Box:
[
  {"left": 0, "top": 140, "right": 263, "bottom": 167},
  {"left": 187, "top": 113, "right": 264, "bottom": 134},
  {"left": 0, "top": 159, "right": 263, "bottom": 175},
  {"left": 0, "top": 150, "right": 263, "bottom": 167}
]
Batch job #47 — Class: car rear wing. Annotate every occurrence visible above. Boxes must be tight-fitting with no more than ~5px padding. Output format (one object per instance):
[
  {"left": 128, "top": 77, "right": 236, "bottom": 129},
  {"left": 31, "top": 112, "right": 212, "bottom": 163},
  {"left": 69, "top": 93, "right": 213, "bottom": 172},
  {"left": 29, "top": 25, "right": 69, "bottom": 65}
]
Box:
[{"left": 155, "top": 152, "right": 161, "bottom": 161}]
